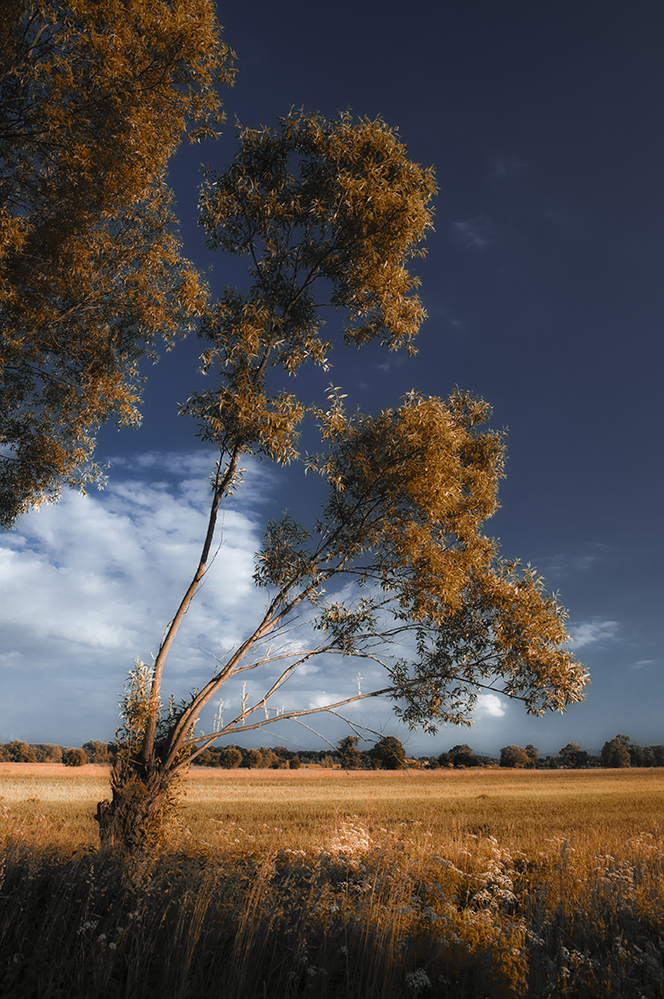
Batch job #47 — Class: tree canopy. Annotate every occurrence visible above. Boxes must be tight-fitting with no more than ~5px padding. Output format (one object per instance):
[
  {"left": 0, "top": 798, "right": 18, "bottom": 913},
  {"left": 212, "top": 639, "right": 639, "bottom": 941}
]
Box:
[{"left": 0, "top": 0, "right": 235, "bottom": 527}]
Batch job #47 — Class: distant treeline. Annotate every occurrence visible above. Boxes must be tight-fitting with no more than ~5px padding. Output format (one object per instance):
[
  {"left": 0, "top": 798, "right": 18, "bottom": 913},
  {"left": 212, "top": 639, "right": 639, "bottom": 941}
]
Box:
[{"left": 1, "top": 733, "right": 662, "bottom": 769}]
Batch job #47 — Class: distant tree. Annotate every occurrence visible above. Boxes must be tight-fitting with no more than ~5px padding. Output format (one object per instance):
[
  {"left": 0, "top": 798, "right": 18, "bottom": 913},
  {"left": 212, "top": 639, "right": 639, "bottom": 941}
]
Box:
[
  {"left": 500, "top": 745, "right": 530, "bottom": 769},
  {"left": 338, "top": 736, "right": 362, "bottom": 770},
  {"left": 259, "top": 748, "right": 279, "bottom": 769},
  {"left": 650, "top": 746, "right": 664, "bottom": 767},
  {"left": 559, "top": 743, "right": 589, "bottom": 769},
  {"left": 0, "top": 0, "right": 235, "bottom": 527},
  {"left": 220, "top": 746, "right": 242, "bottom": 769},
  {"left": 5, "top": 740, "right": 36, "bottom": 762},
  {"left": 246, "top": 749, "right": 263, "bottom": 769},
  {"left": 370, "top": 736, "right": 406, "bottom": 771},
  {"left": 63, "top": 747, "right": 87, "bottom": 767},
  {"left": 601, "top": 735, "right": 632, "bottom": 769},
  {"left": 35, "top": 744, "right": 62, "bottom": 763},
  {"left": 449, "top": 744, "right": 479, "bottom": 768},
  {"left": 525, "top": 744, "right": 539, "bottom": 768},
  {"left": 289, "top": 755, "right": 302, "bottom": 769},
  {"left": 627, "top": 741, "right": 647, "bottom": 767},
  {"left": 437, "top": 751, "right": 452, "bottom": 768},
  {"left": 82, "top": 740, "right": 111, "bottom": 764},
  {"left": 95, "top": 110, "right": 588, "bottom": 854}
]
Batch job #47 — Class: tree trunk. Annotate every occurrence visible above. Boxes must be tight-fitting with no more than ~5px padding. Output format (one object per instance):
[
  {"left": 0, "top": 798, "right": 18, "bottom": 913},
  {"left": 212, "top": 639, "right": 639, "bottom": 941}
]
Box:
[{"left": 96, "top": 755, "right": 177, "bottom": 855}]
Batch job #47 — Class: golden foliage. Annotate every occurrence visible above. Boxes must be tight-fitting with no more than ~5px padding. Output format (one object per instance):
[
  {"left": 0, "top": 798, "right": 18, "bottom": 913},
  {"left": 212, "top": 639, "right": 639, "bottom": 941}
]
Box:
[{"left": 0, "top": 0, "right": 235, "bottom": 527}]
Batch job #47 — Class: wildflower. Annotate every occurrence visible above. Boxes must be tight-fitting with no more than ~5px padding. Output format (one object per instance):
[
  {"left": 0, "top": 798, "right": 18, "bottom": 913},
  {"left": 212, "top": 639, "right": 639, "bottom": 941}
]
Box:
[
  {"left": 405, "top": 968, "right": 431, "bottom": 992},
  {"left": 76, "top": 920, "right": 98, "bottom": 935}
]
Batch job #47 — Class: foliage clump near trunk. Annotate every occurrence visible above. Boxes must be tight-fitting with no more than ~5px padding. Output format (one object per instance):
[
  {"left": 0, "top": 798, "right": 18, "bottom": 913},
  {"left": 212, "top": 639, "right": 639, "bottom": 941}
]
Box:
[{"left": 97, "top": 662, "right": 186, "bottom": 854}]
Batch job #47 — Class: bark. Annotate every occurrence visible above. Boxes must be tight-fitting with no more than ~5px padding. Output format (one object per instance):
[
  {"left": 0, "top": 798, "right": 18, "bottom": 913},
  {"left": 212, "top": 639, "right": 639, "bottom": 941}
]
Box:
[{"left": 96, "top": 754, "right": 178, "bottom": 855}]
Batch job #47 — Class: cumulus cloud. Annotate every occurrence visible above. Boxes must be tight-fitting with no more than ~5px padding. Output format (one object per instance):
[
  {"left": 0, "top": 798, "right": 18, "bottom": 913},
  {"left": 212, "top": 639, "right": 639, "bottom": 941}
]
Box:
[
  {"left": 475, "top": 693, "right": 506, "bottom": 718},
  {"left": 568, "top": 620, "right": 620, "bottom": 649},
  {"left": 0, "top": 452, "right": 275, "bottom": 738}
]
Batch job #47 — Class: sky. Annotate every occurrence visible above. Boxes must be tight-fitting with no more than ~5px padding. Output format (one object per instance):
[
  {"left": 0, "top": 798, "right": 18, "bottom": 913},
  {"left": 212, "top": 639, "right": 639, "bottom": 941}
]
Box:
[{"left": 1, "top": 0, "right": 663, "bottom": 757}]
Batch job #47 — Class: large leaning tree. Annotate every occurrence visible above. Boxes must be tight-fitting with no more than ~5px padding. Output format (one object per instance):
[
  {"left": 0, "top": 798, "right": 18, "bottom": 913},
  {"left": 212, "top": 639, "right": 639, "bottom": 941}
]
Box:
[
  {"left": 0, "top": 0, "right": 235, "bottom": 528},
  {"left": 96, "top": 110, "right": 589, "bottom": 853}
]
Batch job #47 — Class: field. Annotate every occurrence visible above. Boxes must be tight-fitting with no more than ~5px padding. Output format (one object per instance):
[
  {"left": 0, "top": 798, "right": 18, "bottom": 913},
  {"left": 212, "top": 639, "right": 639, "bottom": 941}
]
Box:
[{"left": 1, "top": 765, "right": 663, "bottom": 997}]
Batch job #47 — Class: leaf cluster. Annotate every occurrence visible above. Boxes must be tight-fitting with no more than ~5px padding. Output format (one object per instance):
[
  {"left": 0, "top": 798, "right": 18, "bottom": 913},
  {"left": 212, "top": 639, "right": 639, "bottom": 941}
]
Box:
[
  {"left": 0, "top": 0, "right": 236, "bottom": 527},
  {"left": 185, "top": 110, "right": 436, "bottom": 466}
]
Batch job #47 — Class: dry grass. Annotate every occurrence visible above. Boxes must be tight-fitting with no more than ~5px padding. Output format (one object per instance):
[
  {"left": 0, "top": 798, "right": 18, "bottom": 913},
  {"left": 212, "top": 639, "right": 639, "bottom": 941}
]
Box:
[{"left": 1, "top": 765, "right": 663, "bottom": 998}]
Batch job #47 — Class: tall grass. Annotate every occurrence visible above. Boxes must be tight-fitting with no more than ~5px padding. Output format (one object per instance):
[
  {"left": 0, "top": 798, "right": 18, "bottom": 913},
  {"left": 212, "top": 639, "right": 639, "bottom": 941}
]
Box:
[{"left": 1, "top": 767, "right": 663, "bottom": 997}]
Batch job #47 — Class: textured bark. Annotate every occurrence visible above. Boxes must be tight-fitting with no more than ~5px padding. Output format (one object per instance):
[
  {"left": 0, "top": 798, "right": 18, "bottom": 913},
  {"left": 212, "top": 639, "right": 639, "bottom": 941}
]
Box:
[{"left": 96, "top": 756, "right": 176, "bottom": 854}]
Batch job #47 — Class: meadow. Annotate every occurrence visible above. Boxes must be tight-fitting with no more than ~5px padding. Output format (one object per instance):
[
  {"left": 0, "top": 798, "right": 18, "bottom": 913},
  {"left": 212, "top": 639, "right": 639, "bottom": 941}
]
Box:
[{"left": 1, "top": 764, "right": 663, "bottom": 997}]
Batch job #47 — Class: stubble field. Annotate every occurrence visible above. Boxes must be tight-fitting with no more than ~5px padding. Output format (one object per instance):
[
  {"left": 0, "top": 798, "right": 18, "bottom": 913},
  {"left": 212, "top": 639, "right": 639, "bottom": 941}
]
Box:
[{"left": 1, "top": 765, "right": 663, "bottom": 998}]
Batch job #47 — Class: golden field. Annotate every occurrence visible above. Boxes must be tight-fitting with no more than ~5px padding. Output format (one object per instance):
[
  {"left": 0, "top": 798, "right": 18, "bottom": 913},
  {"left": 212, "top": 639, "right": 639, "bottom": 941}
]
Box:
[
  {"left": 1, "top": 764, "right": 663, "bottom": 998},
  {"left": 1, "top": 762, "right": 663, "bottom": 857}
]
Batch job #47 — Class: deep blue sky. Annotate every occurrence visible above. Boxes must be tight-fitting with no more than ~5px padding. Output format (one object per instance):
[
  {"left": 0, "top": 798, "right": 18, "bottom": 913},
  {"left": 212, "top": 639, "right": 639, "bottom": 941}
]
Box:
[{"left": 2, "top": 1, "right": 662, "bottom": 756}]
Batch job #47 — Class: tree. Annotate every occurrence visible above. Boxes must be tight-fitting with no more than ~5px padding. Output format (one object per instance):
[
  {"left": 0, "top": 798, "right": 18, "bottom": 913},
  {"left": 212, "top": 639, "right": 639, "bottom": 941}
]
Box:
[
  {"left": 63, "top": 747, "right": 88, "bottom": 767},
  {"left": 246, "top": 749, "right": 263, "bottom": 769},
  {"left": 449, "top": 744, "right": 479, "bottom": 768},
  {"left": 558, "top": 743, "right": 589, "bottom": 769},
  {"left": 259, "top": 748, "right": 279, "bottom": 769},
  {"left": 96, "top": 110, "right": 588, "bottom": 854},
  {"left": 500, "top": 745, "right": 530, "bottom": 769},
  {"left": 601, "top": 735, "right": 632, "bottom": 768},
  {"left": 524, "top": 744, "right": 539, "bottom": 768},
  {"left": 370, "top": 736, "right": 406, "bottom": 770},
  {"left": 35, "top": 743, "right": 62, "bottom": 763},
  {"left": 337, "top": 735, "right": 362, "bottom": 770},
  {"left": 220, "top": 746, "right": 242, "bottom": 769},
  {"left": 0, "top": 0, "right": 235, "bottom": 527},
  {"left": 82, "top": 740, "right": 111, "bottom": 764},
  {"left": 5, "top": 739, "right": 36, "bottom": 762}
]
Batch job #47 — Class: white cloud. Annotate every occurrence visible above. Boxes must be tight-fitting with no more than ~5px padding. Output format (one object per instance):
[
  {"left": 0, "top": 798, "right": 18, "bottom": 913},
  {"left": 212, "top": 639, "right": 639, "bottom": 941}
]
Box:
[
  {"left": 475, "top": 693, "right": 506, "bottom": 718},
  {"left": 568, "top": 620, "right": 620, "bottom": 649},
  {"left": 631, "top": 659, "right": 658, "bottom": 670},
  {"left": 0, "top": 453, "right": 273, "bottom": 735}
]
